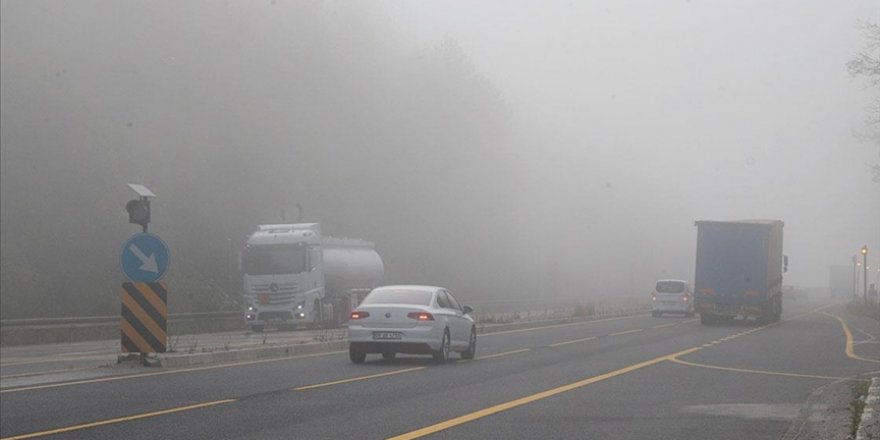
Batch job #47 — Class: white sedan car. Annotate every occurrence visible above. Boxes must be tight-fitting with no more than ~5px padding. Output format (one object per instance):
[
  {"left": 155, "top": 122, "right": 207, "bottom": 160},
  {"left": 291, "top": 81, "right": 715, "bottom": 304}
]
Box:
[{"left": 347, "top": 285, "right": 476, "bottom": 364}]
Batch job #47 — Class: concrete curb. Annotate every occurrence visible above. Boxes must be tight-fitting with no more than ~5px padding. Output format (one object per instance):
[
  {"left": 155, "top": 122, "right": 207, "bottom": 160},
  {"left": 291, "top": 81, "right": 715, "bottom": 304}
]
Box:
[
  {"left": 150, "top": 310, "right": 648, "bottom": 369},
  {"left": 1, "top": 318, "right": 246, "bottom": 347},
  {"left": 856, "top": 376, "right": 880, "bottom": 440},
  {"left": 154, "top": 339, "right": 348, "bottom": 368}
]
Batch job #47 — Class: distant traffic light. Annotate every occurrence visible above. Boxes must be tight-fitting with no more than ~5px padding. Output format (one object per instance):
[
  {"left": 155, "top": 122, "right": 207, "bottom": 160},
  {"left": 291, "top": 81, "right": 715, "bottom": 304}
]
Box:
[{"left": 126, "top": 199, "right": 151, "bottom": 228}]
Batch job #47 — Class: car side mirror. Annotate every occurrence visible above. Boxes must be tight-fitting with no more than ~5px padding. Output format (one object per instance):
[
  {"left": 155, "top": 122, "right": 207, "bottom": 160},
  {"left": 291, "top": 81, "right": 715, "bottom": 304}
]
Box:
[{"left": 462, "top": 305, "right": 473, "bottom": 314}]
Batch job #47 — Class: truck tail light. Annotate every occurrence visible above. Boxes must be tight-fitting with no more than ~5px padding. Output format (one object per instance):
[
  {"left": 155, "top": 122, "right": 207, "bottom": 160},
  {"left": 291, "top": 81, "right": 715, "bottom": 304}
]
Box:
[
  {"left": 407, "top": 312, "right": 434, "bottom": 321},
  {"left": 350, "top": 311, "right": 370, "bottom": 320}
]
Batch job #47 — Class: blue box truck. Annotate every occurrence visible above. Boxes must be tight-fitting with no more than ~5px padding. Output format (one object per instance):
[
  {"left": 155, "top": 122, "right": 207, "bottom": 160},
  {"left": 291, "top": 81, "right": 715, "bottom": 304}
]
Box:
[{"left": 693, "top": 220, "right": 787, "bottom": 325}]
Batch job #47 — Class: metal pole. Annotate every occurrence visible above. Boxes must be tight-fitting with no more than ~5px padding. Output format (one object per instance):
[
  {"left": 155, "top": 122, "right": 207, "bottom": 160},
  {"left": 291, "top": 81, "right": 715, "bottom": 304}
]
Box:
[
  {"left": 141, "top": 196, "right": 148, "bottom": 233},
  {"left": 853, "top": 256, "right": 858, "bottom": 298},
  {"left": 864, "top": 251, "right": 868, "bottom": 306}
]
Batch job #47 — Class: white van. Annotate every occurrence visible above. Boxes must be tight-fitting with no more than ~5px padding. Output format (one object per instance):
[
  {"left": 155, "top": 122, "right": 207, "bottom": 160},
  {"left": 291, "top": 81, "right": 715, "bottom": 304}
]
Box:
[{"left": 651, "top": 279, "right": 694, "bottom": 317}]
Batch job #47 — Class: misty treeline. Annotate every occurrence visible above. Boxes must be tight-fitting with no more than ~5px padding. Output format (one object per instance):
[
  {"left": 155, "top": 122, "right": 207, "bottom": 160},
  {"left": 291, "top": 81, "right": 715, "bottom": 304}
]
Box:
[{"left": 0, "top": 1, "right": 532, "bottom": 318}]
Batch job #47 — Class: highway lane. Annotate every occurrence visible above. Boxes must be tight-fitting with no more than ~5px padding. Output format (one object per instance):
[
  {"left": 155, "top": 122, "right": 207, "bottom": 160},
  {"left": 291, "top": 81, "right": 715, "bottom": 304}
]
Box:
[{"left": 1, "top": 297, "right": 876, "bottom": 440}]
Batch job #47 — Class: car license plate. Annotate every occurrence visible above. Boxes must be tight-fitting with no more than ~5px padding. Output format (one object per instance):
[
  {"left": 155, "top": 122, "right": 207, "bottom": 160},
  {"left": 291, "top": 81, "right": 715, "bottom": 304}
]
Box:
[{"left": 373, "top": 332, "right": 402, "bottom": 340}]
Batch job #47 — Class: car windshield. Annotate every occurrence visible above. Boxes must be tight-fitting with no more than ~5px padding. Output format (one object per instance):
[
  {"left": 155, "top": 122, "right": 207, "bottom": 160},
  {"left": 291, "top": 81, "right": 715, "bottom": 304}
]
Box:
[
  {"left": 242, "top": 245, "right": 307, "bottom": 275},
  {"left": 656, "top": 281, "right": 686, "bottom": 293},
  {"left": 361, "top": 289, "right": 434, "bottom": 306}
]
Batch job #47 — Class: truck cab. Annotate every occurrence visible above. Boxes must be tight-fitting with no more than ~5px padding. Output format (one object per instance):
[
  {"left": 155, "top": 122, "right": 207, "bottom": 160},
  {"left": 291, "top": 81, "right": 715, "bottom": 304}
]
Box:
[{"left": 242, "top": 224, "right": 325, "bottom": 331}]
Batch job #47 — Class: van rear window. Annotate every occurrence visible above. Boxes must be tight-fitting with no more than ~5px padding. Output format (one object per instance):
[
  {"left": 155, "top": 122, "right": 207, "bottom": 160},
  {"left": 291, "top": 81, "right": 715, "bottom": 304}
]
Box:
[{"left": 656, "top": 281, "right": 686, "bottom": 293}]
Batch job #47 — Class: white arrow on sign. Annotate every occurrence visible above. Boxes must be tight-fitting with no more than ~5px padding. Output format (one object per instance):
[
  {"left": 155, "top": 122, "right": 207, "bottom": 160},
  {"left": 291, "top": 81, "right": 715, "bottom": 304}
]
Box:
[{"left": 129, "top": 244, "right": 159, "bottom": 273}]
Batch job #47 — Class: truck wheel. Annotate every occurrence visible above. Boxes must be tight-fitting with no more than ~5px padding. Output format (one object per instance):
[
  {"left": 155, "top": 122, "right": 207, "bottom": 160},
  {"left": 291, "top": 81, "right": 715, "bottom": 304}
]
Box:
[
  {"left": 349, "top": 347, "right": 366, "bottom": 364},
  {"left": 311, "top": 299, "right": 323, "bottom": 330},
  {"left": 758, "top": 298, "right": 776, "bottom": 325},
  {"left": 700, "top": 314, "right": 714, "bottom": 325}
]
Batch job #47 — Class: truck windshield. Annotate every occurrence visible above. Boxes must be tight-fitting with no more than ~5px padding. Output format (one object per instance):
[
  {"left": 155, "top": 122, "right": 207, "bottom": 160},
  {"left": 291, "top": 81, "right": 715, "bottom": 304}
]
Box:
[
  {"left": 242, "top": 245, "right": 307, "bottom": 275},
  {"left": 656, "top": 281, "right": 686, "bottom": 293}
]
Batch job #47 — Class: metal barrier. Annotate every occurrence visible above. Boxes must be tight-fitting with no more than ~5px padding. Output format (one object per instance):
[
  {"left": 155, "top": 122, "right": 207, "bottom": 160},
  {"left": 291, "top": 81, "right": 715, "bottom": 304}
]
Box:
[{"left": 0, "top": 311, "right": 242, "bottom": 328}]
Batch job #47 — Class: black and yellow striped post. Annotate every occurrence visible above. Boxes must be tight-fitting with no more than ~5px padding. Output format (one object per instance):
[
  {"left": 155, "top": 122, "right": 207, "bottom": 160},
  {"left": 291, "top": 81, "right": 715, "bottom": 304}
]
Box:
[{"left": 120, "top": 282, "right": 167, "bottom": 353}]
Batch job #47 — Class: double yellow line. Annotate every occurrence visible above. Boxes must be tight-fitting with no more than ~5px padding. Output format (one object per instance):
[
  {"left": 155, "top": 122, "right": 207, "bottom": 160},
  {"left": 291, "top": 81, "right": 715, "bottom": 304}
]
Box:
[{"left": 386, "top": 347, "right": 702, "bottom": 440}]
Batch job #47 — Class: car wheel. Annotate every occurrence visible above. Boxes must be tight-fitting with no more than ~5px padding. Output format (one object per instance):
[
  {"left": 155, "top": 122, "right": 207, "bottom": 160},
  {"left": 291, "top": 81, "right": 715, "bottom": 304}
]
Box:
[
  {"left": 460, "top": 327, "right": 476, "bottom": 360},
  {"left": 700, "top": 313, "right": 714, "bottom": 325},
  {"left": 250, "top": 325, "right": 264, "bottom": 333},
  {"left": 686, "top": 311, "right": 694, "bottom": 318},
  {"left": 433, "top": 330, "right": 450, "bottom": 364},
  {"left": 349, "top": 347, "right": 366, "bottom": 364},
  {"left": 382, "top": 352, "right": 396, "bottom": 360}
]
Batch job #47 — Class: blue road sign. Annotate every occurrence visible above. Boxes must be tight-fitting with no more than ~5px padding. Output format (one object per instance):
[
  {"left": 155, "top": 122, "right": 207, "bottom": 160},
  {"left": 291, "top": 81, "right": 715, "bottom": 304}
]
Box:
[{"left": 121, "top": 233, "right": 170, "bottom": 282}]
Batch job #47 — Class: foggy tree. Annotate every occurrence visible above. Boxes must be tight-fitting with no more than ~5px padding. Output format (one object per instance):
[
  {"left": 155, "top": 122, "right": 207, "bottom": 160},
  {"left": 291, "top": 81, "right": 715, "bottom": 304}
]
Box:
[
  {"left": 0, "top": 1, "right": 523, "bottom": 318},
  {"left": 847, "top": 20, "right": 880, "bottom": 183}
]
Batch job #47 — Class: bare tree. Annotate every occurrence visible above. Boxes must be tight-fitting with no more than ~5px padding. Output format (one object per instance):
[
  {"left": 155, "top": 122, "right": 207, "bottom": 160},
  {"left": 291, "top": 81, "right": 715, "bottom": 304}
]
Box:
[{"left": 847, "top": 21, "right": 880, "bottom": 182}]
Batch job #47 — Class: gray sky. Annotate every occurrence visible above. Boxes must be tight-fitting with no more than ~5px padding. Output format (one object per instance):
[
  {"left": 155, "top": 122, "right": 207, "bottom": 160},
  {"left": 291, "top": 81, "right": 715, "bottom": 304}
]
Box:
[
  {"left": 2, "top": 1, "right": 879, "bottom": 318},
  {"left": 383, "top": 0, "right": 880, "bottom": 287}
]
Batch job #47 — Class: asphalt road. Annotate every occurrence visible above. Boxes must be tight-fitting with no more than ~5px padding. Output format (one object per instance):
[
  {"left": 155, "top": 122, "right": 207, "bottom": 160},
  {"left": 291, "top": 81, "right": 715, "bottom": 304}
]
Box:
[{"left": 1, "top": 297, "right": 878, "bottom": 440}]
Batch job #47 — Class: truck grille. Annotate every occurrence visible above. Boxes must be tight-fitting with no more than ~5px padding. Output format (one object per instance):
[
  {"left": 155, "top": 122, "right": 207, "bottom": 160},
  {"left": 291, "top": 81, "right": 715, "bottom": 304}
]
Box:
[{"left": 249, "top": 283, "right": 299, "bottom": 306}]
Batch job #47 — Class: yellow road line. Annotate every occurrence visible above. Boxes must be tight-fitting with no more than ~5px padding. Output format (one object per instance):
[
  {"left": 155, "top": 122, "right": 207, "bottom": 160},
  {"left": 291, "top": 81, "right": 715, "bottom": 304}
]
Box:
[
  {"left": 294, "top": 367, "right": 426, "bottom": 391},
  {"left": 480, "top": 315, "right": 642, "bottom": 337},
  {"left": 386, "top": 347, "right": 702, "bottom": 440},
  {"left": 668, "top": 356, "right": 846, "bottom": 380},
  {"left": 387, "top": 306, "right": 828, "bottom": 439},
  {"left": 608, "top": 329, "right": 643, "bottom": 337},
  {"left": 825, "top": 313, "right": 880, "bottom": 364},
  {"left": 474, "top": 349, "right": 531, "bottom": 360},
  {"left": 0, "top": 350, "right": 346, "bottom": 394},
  {"left": 548, "top": 337, "right": 598, "bottom": 348},
  {"left": 0, "top": 399, "right": 235, "bottom": 440}
]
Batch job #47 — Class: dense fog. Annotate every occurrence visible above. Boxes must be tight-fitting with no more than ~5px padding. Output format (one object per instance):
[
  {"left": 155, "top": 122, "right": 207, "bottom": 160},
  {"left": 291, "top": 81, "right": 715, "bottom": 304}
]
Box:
[{"left": 1, "top": 0, "right": 878, "bottom": 318}]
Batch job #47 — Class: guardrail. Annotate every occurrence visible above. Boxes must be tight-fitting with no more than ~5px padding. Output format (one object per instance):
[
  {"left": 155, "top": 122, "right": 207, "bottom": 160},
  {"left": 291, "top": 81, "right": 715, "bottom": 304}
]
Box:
[
  {"left": 0, "top": 311, "right": 242, "bottom": 328},
  {"left": 0, "top": 297, "right": 651, "bottom": 347},
  {"left": 1, "top": 297, "right": 649, "bottom": 328}
]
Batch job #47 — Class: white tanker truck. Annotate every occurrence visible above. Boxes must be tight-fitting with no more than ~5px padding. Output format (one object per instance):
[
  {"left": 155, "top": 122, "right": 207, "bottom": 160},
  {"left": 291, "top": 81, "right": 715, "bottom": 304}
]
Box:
[{"left": 241, "top": 224, "right": 384, "bottom": 332}]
